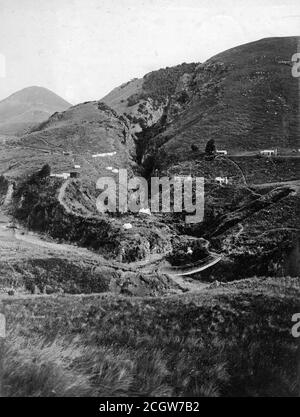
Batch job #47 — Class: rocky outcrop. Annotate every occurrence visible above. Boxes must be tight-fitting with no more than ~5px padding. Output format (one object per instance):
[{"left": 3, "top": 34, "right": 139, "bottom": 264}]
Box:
[
  {"left": 101, "top": 63, "right": 197, "bottom": 137},
  {"left": 0, "top": 175, "right": 9, "bottom": 205}
]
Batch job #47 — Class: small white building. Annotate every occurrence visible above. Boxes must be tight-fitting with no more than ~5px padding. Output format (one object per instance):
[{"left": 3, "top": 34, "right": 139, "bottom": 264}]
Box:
[
  {"left": 139, "top": 208, "right": 151, "bottom": 216},
  {"left": 215, "top": 176, "right": 229, "bottom": 185},
  {"left": 92, "top": 151, "right": 116, "bottom": 158},
  {"left": 216, "top": 150, "right": 228, "bottom": 156},
  {"left": 260, "top": 149, "right": 278, "bottom": 157},
  {"left": 187, "top": 247, "right": 193, "bottom": 255},
  {"left": 123, "top": 223, "right": 133, "bottom": 230},
  {"left": 50, "top": 173, "right": 70, "bottom": 180},
  {"left": 74, "top": 165, "right": 81, "bottom": 169}
]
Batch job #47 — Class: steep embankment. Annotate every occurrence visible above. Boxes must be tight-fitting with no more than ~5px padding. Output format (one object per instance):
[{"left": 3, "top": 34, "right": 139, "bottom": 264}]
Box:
[
  {"left": 196, "top": 189, "right": 300, "bottom": 281},
  {"left": 102, "top": 63, "right": 197, "bottom": 134}
]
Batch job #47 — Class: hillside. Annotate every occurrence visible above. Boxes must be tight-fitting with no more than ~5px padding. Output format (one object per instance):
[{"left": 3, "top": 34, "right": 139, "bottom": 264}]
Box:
[
  {"left": 0, "top": 36, "right": 299, "bottom": 397},
  {"left": 157, "top": 37, "right": 300, "bottom": 164},
  {"left": 102, "top": 63, "right": 197, "bottom": 133},
  {"left": 0, "top": 101, "right": 136, "bottom": 182},
  {"left": 0, "top": 86, "right": 71, "bottom": 136},
  {"left": 102, "top": 37, "right": 300, "bottom": 172}
]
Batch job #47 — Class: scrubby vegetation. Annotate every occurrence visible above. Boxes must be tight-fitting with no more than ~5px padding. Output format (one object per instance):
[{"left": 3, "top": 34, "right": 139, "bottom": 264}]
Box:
[
  {"left": 0, "top": 175, "right": 9, "bottom": 203},
  {"left": 167, "top": 237, "right": 209, "bottom": 266},
  {"left": 205, "top": 139, "right": 216, "bottom": 155},
  {"left": 126, "top": 63, "right": 197, "bottom": 107},
  {"left": 11, "top": 169, "right": 172, "bottom": 263},
  {"left": 233, "top": 156, "right": 300, "bottom": 184},
  {"left": 0, "top": 256, "right": 178, "bottom": 296},
  {"left": 135, "top": 37, "right": 300, "bottom": 172},
  {"left": 142, "top": 63, "right": 197, "bottom": 102}
]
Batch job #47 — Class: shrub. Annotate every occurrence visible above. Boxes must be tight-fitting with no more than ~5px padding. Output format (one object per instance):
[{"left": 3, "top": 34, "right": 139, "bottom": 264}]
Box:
[
  {"left": 167, "top": 239, "right": 209, "bottom": 266},
  {"left": 205, "top": 139, "right": 216, "bottom": 155}
]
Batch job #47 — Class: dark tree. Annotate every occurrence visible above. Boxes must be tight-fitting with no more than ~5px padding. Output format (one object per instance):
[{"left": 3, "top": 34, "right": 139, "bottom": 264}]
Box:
[
  {"left": 205, "top": 139, "right": 216, "bottom": 155},
  {"left": 191, "top": 144, "right": 199, "bottom": 152},
  {"left": 38, "top": 164, "right": 51, "bottom": 179}
]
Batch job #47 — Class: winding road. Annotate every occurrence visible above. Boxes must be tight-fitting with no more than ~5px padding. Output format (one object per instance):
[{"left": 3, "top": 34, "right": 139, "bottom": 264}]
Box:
[{"left": 160, "top": 253, "right": 222, "bottom": 277}]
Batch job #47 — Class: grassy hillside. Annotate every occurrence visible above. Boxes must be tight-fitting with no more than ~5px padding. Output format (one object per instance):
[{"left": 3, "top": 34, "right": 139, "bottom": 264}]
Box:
[
  {"left": 2, "top": 276, "right": 299, "bottom": 396},
  {"left": 101, "top": 37, "right": 300, "bottom": 179},
  {"left": 155, "top": 37, "right": 300, "bottom": 166},
  {"left": 0, "top": 101, "right": 136, "bottom": 182}
]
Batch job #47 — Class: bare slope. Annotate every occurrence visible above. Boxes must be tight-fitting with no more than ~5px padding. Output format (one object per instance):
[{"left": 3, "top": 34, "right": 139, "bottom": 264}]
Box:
[{"left": 0, "top": 86, "right": 71, "bottom": 136}]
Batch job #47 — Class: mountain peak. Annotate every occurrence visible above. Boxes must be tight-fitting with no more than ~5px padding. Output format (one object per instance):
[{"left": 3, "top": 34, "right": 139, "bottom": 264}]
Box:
[
  {"left": 0, "top": 86, "right": 71, "bottom": 136},
  {"left": 1, "top": 85, "right": 71, "bottom": 106}
]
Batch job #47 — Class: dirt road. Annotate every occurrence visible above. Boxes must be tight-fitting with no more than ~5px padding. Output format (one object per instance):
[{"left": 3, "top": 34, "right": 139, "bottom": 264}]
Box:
[{"left": 252, "top": 179, "right": 300, "bottom": 194}]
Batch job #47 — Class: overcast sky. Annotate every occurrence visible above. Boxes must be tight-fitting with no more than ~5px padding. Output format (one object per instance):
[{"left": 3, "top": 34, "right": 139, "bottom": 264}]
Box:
[{"left": 0, "top": 0, "right": 300, "bottom": 104}]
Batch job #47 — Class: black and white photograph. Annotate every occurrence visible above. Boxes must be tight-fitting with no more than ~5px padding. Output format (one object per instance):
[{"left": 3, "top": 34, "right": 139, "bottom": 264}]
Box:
[{"left": 0, "top": 0, "right": 299, "bottom": 400}]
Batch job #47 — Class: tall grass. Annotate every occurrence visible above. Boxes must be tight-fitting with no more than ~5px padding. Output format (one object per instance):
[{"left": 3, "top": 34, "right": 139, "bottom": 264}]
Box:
[
  {"left": 3, "top": 334, "right": 94, "bottom": 397},
  {"left": 3, "top": 277, "right": 299, "bottom": 397},
  {"left": 5, "top": 330, "right": 297, "bottom": 397},
  {"left": 3, "top": 332, "right": 230, "bottom": 397}
]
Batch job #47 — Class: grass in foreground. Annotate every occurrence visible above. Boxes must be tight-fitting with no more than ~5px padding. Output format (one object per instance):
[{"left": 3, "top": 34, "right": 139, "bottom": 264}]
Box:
[{"left": 2, "top": 277, "right": 300, "bottom": 397}]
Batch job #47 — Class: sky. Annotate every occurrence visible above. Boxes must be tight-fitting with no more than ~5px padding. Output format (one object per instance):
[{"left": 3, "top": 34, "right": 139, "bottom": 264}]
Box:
[{"left": 0, "top": 0, "right": 300, "bottom": 104}]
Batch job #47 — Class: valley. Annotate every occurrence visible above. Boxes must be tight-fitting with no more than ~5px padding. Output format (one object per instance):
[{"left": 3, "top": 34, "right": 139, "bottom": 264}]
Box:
[{"left": 0, "top": 36, "right": 299, "bottom": 397}]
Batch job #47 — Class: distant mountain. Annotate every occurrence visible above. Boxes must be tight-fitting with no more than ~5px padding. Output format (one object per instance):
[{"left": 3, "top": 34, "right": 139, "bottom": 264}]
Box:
[
  {"left": 102, "top": 37, "right": 300, "bottom": 171},
  {"left": 0, "top": 86, "right": 71, "bottom": 136}
]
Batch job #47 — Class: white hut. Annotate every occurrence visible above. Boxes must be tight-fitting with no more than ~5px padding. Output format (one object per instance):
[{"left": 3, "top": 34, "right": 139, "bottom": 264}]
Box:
[
  {"left": 215, "top": 176, "right": 228, "bottom": 185},
  {"left": 50, "top": 173, "right": 70, "bottom": 180},
  {"left": 260, "top": 149, "right": 278, "bottom": 157}
]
